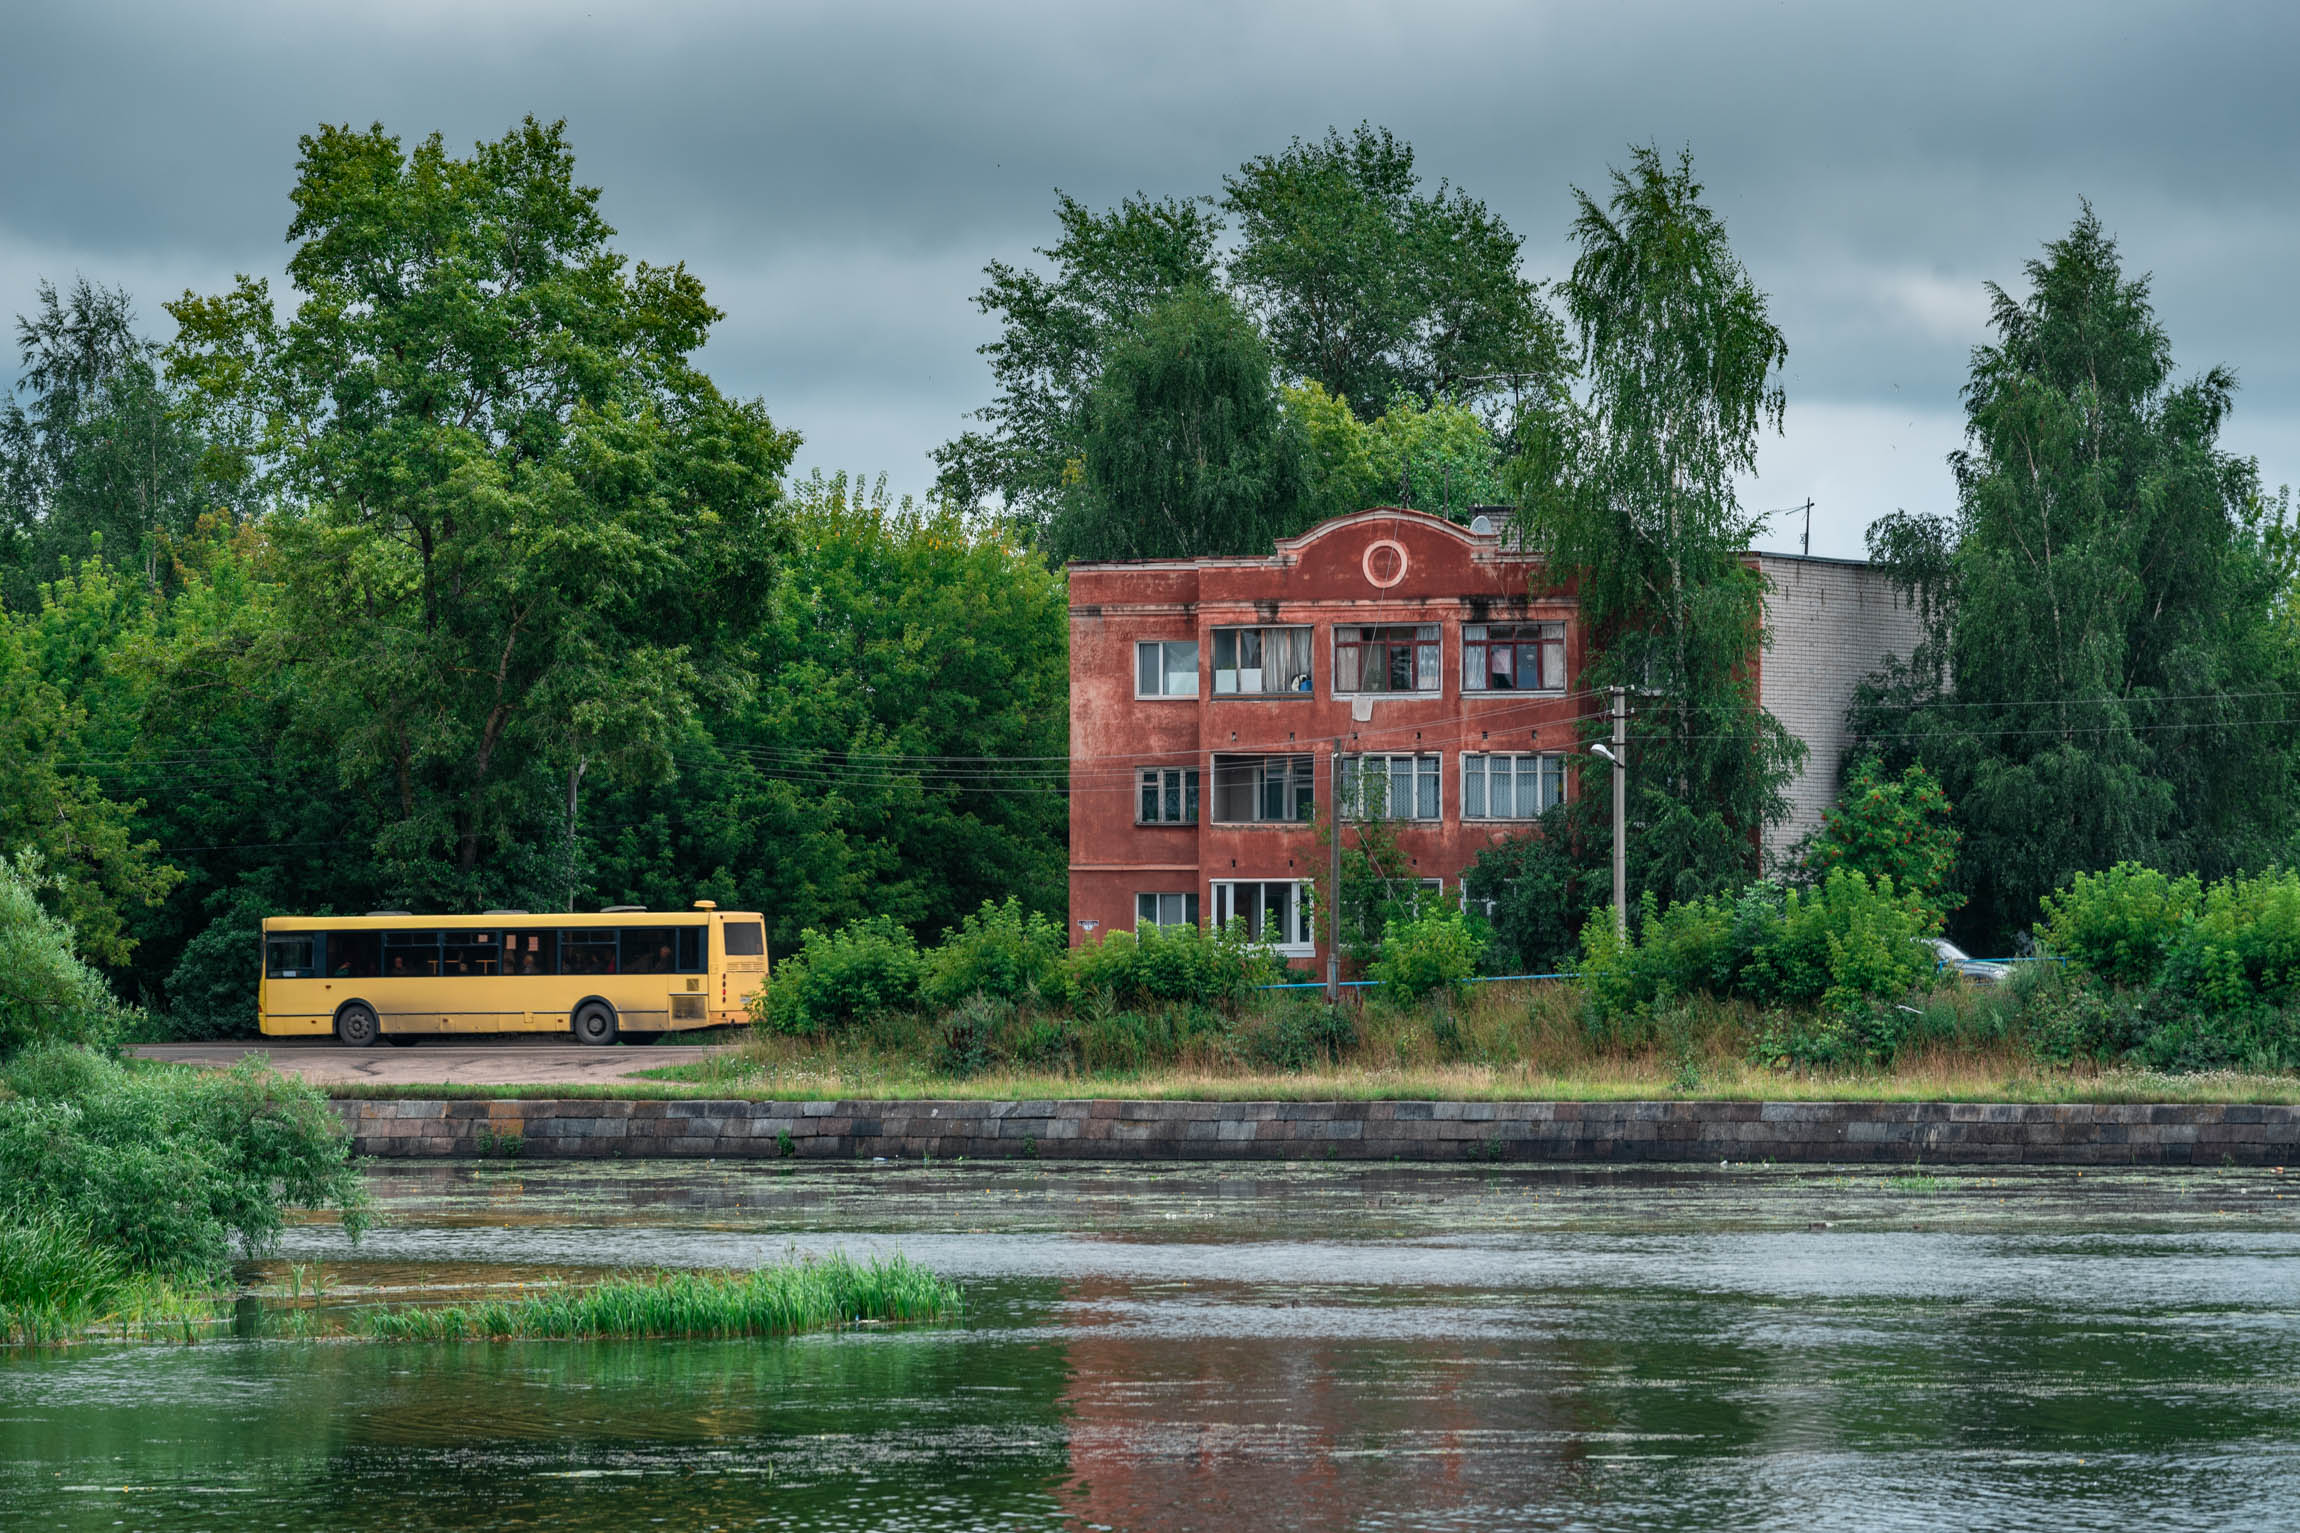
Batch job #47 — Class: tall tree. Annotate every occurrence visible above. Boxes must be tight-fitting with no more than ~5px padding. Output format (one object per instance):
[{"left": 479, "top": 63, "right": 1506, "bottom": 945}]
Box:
[
  {"left": 165, "top": 118, "right": 795, "bottom": 905},
  {"left": 1223, "top": 123, "right": 1565, "bottom": 423},
  {"left": 1501, "top": 145, "right": 1801, "bottom": 911},
  {"left": 933, "top": 192, "right": 1223, "bottom": 531},
  {"left": 1287, "top": 381, "right": 1507, "bottom": 524},
  {"left": 1853, "top": 206, "right": 2299, "bottom": 939},
  {"left": 1053, "top": 287, "right": 1306, "bottom": 561},
  {"left": 0, "top": 279, "right": 210, "bottom": 608}
]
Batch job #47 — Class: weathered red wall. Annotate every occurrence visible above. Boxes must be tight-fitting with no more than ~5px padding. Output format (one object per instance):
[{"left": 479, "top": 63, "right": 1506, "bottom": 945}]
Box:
[{"left": 1067, "top": 509, "right": 1585, "bottom": 967}]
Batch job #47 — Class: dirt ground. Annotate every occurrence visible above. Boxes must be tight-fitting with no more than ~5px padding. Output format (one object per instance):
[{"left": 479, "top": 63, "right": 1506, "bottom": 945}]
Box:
[{"left": 133, "top": 1040, "right": 721, "bottom": 1087}]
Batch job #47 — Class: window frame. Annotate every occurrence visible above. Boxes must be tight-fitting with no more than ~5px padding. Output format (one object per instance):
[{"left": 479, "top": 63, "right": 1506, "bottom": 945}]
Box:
[
  {"left": 1208, "top": 879, "right": 1314, "bottom": 955},
  {"left": 1210, "top": 753, "right": 1316, "bottom": 825},
  {"left": 1134, "top": 638, "right": 1200, "bottom": 699},
  {"left": 1332, "top": 623, "right": 1443, "bottom": 696},
  {"left": 1134, "top": 892, "right": 1201, "bottom": 930},
  {"left": 1461, "top": 752, "right": 1568, "bottom": 821},
  {"left": 1211, "top": 624, "right": 1315, "bottom": 696},
  {"left": 1462, "top": 621, "right": 1567, "bottom": 694},
  {"left": 1337, "top": 753, "right": 1443, "bottom": 821},
  {"left": 1136, "top": 766, "right": 1201, "bottom": 826}
]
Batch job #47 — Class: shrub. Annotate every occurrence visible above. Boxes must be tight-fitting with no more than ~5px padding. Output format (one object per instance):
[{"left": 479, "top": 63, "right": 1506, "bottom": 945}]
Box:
[
  {"left": 758, "top": 917, "right": 921, "bottom": 1035},
  {"left": 0, "top": 855, "right": 132, "bottom": 1057},
  {"left": 1066, "top": 920, "right": 1282, "bottom": 1009},
  {"left": 2161, "top": 868, "right": 2300, "bottom": 1012},
  {"left": 1229, "top": 1000, "right": 1355, "bottom": 1071},
  {"left": 1743, "top": 869, "right": 1933, "bottom": 1015},
  {"left": 0, "top": 1045, "right": 369, "bottom": 1277},
  {"left": 1804, "top": 758, "right": 1961, "bottom": 919},
  {"left": 934, "top": 993, "right": 1007, "bottom": 1079},
  {"left": 0, "top": 1213, "right": 126, "bottom": 1342},
  {"left": 2038, "top": 862, "right": 2201, "bottom": 988},
  {"left": 1750, "top": 1000, "right": 1912, "bottom": 1071},
  {"left": 1367, "top": 905, "right": 1488, "bottom": 1003},
  {"left": 919, "top": 898, "right": 1066, "bottom": 1013}
]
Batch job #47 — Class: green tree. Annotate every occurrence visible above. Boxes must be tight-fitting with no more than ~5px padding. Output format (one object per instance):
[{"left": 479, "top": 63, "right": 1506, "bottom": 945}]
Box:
[
  {"left": 165, "top": 119, "right": 796, "bottom": 903},
  {"left": 1507, "top": 145, "right": 1802, "bottom": 910},
  {"left": 583, "top": 471, "right": 1069, "bottom": 951},
  {"left": 1287, "top": 381, "right": 1507, "bottom": 522},
  {"left": 0, "top": 279, "right": 211, "bottom": 608},
  {"left": 1853, "top": 206, "right": 2299, "bottom": 938},
  {"left": 933, "top": 192, "right": 1223, "bottom": 529},
  {"left": 1224, "top": 124, "right": 1565, "bottom": 423},
  {"left": 1052, "top": 287, "right": 1307, "bottom": 560},
  {"left": 1803, "top": 759, "right": 1960, "bottom": 922}
]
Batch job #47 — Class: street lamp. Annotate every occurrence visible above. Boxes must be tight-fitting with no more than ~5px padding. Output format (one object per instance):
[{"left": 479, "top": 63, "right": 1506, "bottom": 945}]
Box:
[{"left": 1591, "top": 688, "right": 1627, "bottom": 940}]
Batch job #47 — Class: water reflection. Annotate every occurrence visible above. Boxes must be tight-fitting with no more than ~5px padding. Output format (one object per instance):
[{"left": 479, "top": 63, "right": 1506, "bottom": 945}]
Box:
[{"left": 2, "top": 1162, "right": 2296, "bottom": 1531}]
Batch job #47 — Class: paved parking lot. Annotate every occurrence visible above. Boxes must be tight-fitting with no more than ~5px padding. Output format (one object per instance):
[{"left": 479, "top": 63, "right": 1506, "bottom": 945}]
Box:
[{"left": 133, "top": 1040, "right": 724, "bottom": 1087}]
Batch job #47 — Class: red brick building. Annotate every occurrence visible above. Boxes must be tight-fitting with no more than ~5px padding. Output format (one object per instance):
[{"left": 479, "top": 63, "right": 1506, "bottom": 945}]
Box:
[{"left": 1067, "top": 507, "right": 1584, "bottom": 966}]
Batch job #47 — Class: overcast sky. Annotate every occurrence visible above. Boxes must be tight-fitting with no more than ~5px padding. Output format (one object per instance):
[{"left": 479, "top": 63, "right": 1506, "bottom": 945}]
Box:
[{"left": 5, "top": 0, "right": 2297, "bottom": 557}]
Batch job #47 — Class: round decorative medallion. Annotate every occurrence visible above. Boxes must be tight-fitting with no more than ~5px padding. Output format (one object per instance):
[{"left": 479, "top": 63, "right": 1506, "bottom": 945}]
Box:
[{"left": 1362, "top": 538, "right": 1408, "bottom": 588}]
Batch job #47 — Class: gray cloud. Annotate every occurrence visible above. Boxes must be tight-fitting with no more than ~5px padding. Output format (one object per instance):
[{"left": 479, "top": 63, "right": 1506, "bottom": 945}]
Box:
[{"left": 7, "top": 0, "right": 2298, "bottom": 557}]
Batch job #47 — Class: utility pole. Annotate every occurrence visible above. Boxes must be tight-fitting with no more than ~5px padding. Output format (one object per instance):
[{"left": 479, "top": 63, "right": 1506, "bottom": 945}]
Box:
[
  {"left": 1326, "top": 735, "right": 1345, "bottom": 1003},
  {"left": 1609, "top": 686, "right": 1627, "bottom": 940},
  {"left": 1801, "top": 497, "right": 1813, "bottom": 557}
]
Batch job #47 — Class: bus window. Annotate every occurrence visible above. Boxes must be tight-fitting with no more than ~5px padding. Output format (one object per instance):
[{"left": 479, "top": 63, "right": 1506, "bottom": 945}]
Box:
[
  {"left": 326, "top": 930, "right": 382, "bottom": 978},
  {"left": 621, "top": 928, "right": 676, "bottom": 974},
  {"left": 506, "top": 930, "right": 555, "bottom": 976},
  {"left": 384, "top": 931, "right": 443, "bottom": 977},
  {"left": 675, "top": 927, "right": 705, "bottom": 973},
  {"left": 266, "top": 935, "right": 318, "bottom": 978},
  {"left": 443, "top": 931, "right": 502, "bottom": 976},
  {"left": 722, "top": 921, "right": 764, "bottom": 957},
  {"left": 562, "top": 929, "right": 618, "bottom": 975}
]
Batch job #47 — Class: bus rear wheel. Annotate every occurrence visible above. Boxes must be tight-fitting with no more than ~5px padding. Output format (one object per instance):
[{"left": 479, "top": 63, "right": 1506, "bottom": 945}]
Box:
[
  {"left": 571, "top": 1002, "right": 618, "bottom": 1047},
  {"left": 335, "top": 1003, "right": 381, "bottom": 1048}
]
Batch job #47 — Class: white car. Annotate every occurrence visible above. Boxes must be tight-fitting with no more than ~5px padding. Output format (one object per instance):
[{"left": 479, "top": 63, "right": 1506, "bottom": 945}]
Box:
[{"left": 1928, "top": 938, "right": 2010, "bottom": 986}]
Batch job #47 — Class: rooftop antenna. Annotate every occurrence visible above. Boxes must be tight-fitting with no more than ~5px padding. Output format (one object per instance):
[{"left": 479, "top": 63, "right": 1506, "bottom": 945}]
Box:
[
  {"left": 1802, "top": 497, "right": 1813, "bottom": 556},
  {"left": 1400, "top": 468, "right": 1412, "bottom": 508}
]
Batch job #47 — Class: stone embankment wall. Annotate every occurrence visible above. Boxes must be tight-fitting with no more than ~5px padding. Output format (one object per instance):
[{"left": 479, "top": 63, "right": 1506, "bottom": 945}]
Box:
[{"left": 337, "top": 1098, "right": 2300, "bottom": 1165}]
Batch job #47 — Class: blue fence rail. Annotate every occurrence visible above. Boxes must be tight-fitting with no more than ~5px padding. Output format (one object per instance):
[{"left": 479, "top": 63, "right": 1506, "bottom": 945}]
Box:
[{"left": 1256, "top": 956, "right": 2064, "bottom": 991}]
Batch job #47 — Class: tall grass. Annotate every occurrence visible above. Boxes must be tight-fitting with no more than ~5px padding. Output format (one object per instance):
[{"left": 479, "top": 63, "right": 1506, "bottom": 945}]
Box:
[
  {"left": 0, "top": 1216, "right": 125, "bottom": 1344},
  {"left": 358, "top": 1253, "right": 960, "bottom": 1342}
]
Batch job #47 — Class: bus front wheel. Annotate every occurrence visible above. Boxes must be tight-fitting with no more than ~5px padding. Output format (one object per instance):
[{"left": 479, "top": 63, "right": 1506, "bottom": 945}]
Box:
[
  {"left": 335, "top": 1003, "right": 381, "bottom": 1048},
  {"left": 571, "top": 1002, "right": 618, "bottom": 1047}
]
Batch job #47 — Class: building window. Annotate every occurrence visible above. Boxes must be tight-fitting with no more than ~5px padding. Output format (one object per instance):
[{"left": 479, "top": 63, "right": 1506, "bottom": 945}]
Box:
[
  {"left": 1212, "top": 625, "right": 1313, "bottom": 694},
  {"left": 1462, "top": 753, "right": 1566, "bottom": 819},
  {"left": 1462, "top": 622, "right": 1566, "bottom": 692},
  {"left": 1211, "top": 880, "right": 1313, "bottom": 951},
  {"left": 1137, "top": 767, "right": 1200, "bottom": 825},
  {"left": 1211, "top": 754, "right": 1315, "bottom": 823},
  {"left": 1135, "top": 892, "right": 1200, "bottom": 929},
  {"left": 1135, "top": 639, "right": 1199, "bottom": 698},
  {"left": 1338, "top": 754, "right": 1441, "bottom": 820},
  {"left": 1334, "top": 624, "right": 1440, "bottom": 694}
]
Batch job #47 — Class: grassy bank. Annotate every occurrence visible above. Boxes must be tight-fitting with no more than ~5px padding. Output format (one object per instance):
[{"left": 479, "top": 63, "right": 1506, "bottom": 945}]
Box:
[{"left": 359, "top": 1253, "right": 958, "bottom": 1342}]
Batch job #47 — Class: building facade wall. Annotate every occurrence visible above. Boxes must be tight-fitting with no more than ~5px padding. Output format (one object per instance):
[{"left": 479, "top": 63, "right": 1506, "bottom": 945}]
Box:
[
  {"left": 1069, "top": 509, "right": 1581, "bottom": 969},
  {"left": 1756, "top": 554, "right": 1926, "bottom": 861}
]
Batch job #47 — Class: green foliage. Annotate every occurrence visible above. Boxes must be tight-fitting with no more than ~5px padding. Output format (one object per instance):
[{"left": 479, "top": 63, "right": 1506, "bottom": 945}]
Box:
[
  {"left": 0, "top": 1212, "right": 127, "bottom": 1343},
  {"left": 1579, "top": 870, "right": 1932, "bottom": 1033},
  {"left": 1367, "top": 904, "right": 1488, "bottom": 1002},
  {"left": 1749, "top": 1002, "right": 1914, "bottom": 1071},
  {"left": 0, "top": 855, "right": 132, "bottom": 1056},
  {"left": 1462, "top": 810, "right": 1593, "bottom": 973},
  {"left": 2162, "top": 870, "right": 2300, "bottom": 1011},
  {"left": 2038, "top": 862, "right": 2202, "bottom": 988},
  {"left": 1054, "top": 286, "right": 1308, "bottom": 561},
  {"left": 1805, "top": 759, "right": 1960, "bottom": 919},
  {"left": 0, "top": 1045, "right": 368, "bottom": 1277},
  {"left": 1855, "top": 206, "right": 2300, "bottom": 940},
  {"left": 359, "top": 1252, "right": 959, "bottom": 1342},
  {"left": 166, "top": 118, "right": 795, "bottom": 901},
  {"left": 587, "top": 470, "right": 1068, "bottom": 957},
  {"left": 1287, "top": 382, "right": 1506, "bottom": 521},
  {"left": 933, "top": 993, "right": 1007, "bottom": 1079},
  {"left": 1509, "top": 145, "right": 1802, "bottom": 912},
  {"left": 919, "top": 897, "right": 1068, "bottom": 1012},
  {"left": 1224, "top": 124, "right": 1565, "bottom": 421},
  {"left": 1227, "top": 998, "right": 1356, "bottom": 1071},
  {"left": 759, "top": 917, "right": 921, "bottom": 1036},
  {"left": 1065, "top": 920, "right": 1283, "bottom": 1009}
]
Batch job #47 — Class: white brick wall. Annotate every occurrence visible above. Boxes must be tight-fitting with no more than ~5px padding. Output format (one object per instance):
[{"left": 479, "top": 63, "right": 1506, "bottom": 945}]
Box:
[{"left": 1757, "top": 555, "right": 1925, "bottom": 863}]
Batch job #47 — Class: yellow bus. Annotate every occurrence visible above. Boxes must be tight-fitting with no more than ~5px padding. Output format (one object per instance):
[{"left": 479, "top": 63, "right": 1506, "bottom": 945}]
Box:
[{"left": 257, "top": 903, "right": 769, "bottom": 1046}]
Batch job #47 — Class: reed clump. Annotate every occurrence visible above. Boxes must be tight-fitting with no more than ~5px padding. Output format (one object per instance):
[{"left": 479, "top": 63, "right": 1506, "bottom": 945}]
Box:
[{"left": 358, "top": 1253, "right": 960, "bottom": 1343}]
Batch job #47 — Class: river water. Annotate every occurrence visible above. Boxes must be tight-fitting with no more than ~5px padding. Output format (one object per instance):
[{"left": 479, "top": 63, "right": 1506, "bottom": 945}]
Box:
[{"left": 4, "top": 1161, "right": 2298, "bottom": 1531}]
